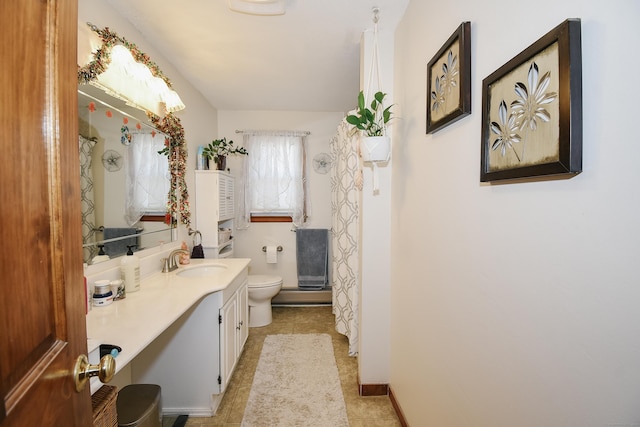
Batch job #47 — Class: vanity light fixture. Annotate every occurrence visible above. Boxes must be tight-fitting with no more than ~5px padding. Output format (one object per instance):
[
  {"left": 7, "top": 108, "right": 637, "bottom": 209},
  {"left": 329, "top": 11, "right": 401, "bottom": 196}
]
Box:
[
  {"left": 227, "top": 0, "right": 285, "bottom": 16},
  {"left": 78, "top": 23, "right": 185, "bottom": 117},
  {"left": 90, "top": 45, "right": 185, "bottom": 116}
]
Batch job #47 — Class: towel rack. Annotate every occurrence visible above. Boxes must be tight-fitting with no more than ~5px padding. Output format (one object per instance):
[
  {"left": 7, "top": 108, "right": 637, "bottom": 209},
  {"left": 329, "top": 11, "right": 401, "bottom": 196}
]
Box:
[{"left": 262, "top": 246, "right": 283, "bottom": 252}]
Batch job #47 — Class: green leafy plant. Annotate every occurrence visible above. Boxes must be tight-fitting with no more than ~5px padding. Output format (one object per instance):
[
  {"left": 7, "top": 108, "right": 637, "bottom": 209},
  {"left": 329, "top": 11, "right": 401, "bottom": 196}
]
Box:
[
  {"left": 202, "top": 137, "right": 248, "bottom": 162},
  {"left": 346, "top": 91, "right": 393, "bottom": 136}
]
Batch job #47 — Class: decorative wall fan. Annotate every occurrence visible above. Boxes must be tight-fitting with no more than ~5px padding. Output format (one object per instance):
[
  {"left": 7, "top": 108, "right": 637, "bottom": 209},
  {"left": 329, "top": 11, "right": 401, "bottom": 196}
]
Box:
[
  {"left": 312, "top": 153, "right": 332, "bottom": 174},
  {"left": 102, "top": 149, "right": 123, "bottom": 172}
]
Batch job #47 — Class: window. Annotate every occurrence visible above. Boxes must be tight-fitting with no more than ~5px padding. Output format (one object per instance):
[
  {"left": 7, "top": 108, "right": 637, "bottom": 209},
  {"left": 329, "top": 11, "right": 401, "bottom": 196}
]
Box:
[
  {"left": 238, "top": 131, "right": 307, "bottom": 227},
  {"left": 125, "top": 133, "right": 170, "bottom": 225}
]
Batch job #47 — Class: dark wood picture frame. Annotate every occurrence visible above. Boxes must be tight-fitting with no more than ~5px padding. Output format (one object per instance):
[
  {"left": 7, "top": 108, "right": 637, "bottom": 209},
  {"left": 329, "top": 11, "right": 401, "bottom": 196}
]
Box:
[
  {"left": 426, "top": 21, "right": 471, "bottom": 134},
  {"left": 480, "top": 19, "right": 582, "bottom": 182}
]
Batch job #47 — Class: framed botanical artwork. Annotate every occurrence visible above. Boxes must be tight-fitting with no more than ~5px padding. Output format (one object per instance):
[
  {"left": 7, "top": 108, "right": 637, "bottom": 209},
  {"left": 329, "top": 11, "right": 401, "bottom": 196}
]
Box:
[
  {"left": 480, "top": 19, "right": 582, "bottom": 182},
  {"left": 426, "top": 21, "right": 471, "bottom": 134}
]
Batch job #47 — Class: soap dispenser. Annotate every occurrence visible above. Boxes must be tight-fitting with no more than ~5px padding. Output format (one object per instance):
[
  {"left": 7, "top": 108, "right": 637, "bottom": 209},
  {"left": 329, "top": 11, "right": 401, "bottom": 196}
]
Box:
[
  {"left": 121, "top": 245, "right": 140, "bottom": 293},
  {"left": 91, "top": 244, "right": 110, "bottom": 264}
]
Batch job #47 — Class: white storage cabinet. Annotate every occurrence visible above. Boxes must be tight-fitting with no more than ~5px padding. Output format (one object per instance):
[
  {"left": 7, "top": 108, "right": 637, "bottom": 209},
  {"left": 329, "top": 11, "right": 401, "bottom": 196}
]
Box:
[{"left": 195, "top": 170, "right": 235, "bottom": 258}]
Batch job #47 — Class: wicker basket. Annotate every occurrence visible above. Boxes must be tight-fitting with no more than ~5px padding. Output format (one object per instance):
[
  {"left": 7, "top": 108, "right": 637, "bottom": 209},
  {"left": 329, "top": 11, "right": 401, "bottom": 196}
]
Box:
[
  {"left": 92, "top": 385, "right": 118, "bottom": 427},
  {"left": 218, "top": 228, "right": 232, "bottom": 245}
]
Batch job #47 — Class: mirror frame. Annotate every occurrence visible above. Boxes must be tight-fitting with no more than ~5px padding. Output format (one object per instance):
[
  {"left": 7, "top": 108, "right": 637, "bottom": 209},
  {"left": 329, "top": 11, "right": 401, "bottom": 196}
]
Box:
[{"left": 77, "top": 23, "right": 191, "bottom": 228}]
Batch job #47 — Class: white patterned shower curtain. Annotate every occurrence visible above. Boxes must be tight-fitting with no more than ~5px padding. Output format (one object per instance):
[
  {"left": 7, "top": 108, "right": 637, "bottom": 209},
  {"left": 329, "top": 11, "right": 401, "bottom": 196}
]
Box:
[
  {"left": 330, "top": 119, "right": 362, "bottom": 356},
  {"left": 79, "top": 135, "right": 97, "bottom": 262}
]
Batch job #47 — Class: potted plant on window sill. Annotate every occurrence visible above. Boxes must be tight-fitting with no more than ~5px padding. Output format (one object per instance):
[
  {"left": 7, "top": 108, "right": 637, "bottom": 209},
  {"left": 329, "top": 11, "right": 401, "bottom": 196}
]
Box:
[
  {"left": 346, "top": 91, "right": 393, "bottom": 162},
  {"left": 202, "top": 137, "right": 248, "bottom": 171}
]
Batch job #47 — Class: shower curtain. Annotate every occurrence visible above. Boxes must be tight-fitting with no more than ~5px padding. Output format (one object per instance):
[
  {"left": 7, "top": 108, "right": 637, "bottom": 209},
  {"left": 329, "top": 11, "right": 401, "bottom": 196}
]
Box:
[
  {"left": 330, "top": 119, "right": 362, "bottom": 356},
  {"left": 79, "top": 135, "right": 97, "bottom": 262}
]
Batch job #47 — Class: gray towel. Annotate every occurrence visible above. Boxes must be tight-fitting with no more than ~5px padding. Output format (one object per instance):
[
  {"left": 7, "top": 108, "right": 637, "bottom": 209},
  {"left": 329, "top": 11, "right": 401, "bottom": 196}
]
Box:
[
  {"left": 103, "top": 227, "right": 139, "bottom": 257},
  {"left": 296, "top": 228, "right": 328, "bottom": 290}
]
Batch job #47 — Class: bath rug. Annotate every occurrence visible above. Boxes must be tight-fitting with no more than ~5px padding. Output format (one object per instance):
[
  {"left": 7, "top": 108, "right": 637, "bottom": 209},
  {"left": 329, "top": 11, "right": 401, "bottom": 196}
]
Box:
[{"left": 241, "top": 334, "right": 348, "bottom": 427}]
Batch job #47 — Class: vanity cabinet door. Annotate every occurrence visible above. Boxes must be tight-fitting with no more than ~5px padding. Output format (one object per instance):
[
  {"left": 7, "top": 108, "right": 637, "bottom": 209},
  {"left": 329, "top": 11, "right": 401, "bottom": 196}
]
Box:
[
  {"left": 219, "top": 292, "right": 239, "bottom": 392},
  {"left": 238, "top": 281, "right": 249, "bottom": 350},
  {"left": 218, "top": 279, "right": 248, "bottom": 392}
]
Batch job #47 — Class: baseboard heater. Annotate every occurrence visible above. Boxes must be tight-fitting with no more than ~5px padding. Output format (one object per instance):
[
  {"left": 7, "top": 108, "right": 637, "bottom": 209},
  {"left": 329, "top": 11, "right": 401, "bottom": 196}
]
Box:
[{"left": 272, "top": 288, "right": 332, "bottom": 305}]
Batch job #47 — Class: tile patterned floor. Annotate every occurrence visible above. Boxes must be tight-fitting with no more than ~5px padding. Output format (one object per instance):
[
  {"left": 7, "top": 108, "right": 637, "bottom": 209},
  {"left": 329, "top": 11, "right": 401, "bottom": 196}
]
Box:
[{"left": 163, "top": 306, "right": 401, "bottom": 426}]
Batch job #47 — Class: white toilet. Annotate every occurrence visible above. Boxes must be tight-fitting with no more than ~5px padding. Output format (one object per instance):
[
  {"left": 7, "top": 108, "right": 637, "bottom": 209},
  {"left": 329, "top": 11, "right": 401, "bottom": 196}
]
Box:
[{"left": 247, "top": 274, "right": 283, "bottom": 327}]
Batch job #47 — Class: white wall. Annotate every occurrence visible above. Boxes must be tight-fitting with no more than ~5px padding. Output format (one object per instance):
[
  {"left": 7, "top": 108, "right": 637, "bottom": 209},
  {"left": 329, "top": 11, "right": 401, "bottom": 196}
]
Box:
[
  {"left": 391, "top": 1, "right": 640, "bottom": 426},
  {"left": 217, "top": 110, "right": 344, "bottom": 286},
  {"left": 79, "top": 0, "right": 219, "bottom": 254},
  {"left": 358, "top": 29, "right": 394, "bottom": 385}
]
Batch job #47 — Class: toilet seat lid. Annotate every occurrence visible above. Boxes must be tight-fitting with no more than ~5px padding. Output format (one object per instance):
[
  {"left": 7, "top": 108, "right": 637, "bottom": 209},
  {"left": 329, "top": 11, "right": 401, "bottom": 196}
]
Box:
[{"left": 248, "top": 274, "right": 283, "bottom": 288}]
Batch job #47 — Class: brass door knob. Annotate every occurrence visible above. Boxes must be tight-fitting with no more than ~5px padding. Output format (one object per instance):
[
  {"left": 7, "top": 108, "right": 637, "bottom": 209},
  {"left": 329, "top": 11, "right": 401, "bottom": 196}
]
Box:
[{"left": 73, "top": 354, "right": 116, "bottom": 392}]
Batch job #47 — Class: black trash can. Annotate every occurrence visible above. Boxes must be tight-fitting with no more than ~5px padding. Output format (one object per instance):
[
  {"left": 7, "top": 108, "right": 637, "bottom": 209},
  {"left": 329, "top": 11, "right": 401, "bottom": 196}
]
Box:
[{"left": 116, "top": 384, "right": 161, "bottom": 427}]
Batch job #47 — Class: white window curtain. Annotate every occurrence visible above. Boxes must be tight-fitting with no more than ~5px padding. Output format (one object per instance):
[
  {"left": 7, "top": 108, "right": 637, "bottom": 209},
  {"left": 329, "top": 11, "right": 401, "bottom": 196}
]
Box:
[
  {"left": 125, "top": 133, "right": 170, "bottom": 225},
  {"left": 237, "top": 131, "right": 308, "bottom": 229}
]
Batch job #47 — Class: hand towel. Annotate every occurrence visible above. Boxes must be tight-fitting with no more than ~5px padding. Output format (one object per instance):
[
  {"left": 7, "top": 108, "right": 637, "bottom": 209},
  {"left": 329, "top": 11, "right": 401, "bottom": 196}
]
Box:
[{"left": 191, "top": 244, "right": 205, "bottom": 259}]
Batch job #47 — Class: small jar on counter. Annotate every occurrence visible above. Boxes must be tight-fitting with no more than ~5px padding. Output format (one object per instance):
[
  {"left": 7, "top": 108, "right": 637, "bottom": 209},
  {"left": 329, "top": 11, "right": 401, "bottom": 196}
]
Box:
[{"left": 93, "top": 280, "right": 114, "bottom": 307}]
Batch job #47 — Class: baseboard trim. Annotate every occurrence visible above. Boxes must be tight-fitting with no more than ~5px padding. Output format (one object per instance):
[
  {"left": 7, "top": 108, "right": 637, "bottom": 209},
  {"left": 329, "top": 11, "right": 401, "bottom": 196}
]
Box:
[
  {"left": 357, "top": 377, "right": 388, "bottom": 396},
  {"left": 356, "top": 381, "right": 408, "bottom": 425},
  {"left": 389, "top": 386, "right": 409, "bottom": 427}
]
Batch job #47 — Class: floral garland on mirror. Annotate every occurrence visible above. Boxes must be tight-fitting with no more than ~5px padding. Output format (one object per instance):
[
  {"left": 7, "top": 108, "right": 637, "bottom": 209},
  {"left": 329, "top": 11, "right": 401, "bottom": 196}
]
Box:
[
  {"left": 152, "top": 114, "right": 190, "bottom": 226},
  {"left": 77, "top": 23, "right": 190, "bottom": 228}
]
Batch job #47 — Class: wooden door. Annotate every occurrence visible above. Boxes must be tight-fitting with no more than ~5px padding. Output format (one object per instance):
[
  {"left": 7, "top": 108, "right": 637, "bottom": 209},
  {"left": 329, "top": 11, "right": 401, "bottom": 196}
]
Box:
[{"left": 0, "top": 1, "right": 92, "bottom": 426}]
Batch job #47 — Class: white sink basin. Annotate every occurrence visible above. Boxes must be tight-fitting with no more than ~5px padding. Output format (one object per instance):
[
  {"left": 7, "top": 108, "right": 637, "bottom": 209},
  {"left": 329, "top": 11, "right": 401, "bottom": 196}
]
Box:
[{"left": 176, "top": 264, "right": 227, "bottom": 278}]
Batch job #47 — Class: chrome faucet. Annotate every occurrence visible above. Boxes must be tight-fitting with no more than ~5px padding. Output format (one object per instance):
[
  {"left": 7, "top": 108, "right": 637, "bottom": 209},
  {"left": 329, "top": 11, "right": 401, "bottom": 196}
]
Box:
[{"left": 162, "top": 249, "right": 189, "bottom": 273}]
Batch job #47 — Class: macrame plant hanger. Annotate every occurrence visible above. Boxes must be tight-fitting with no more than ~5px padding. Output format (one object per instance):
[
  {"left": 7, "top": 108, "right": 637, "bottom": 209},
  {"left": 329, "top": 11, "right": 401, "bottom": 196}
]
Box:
[{"left": 364, "top": 7, "right": 389, "bottom": 192}]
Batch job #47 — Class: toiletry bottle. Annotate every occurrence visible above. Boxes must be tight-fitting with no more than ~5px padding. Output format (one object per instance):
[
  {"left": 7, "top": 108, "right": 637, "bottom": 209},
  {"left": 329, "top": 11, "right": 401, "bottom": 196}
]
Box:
[
  {"left": 121, "top": 245, "right": 140, "bottom": 293},
  {"left": 196, "top": 145, "right": 205, "bottom": 170}
]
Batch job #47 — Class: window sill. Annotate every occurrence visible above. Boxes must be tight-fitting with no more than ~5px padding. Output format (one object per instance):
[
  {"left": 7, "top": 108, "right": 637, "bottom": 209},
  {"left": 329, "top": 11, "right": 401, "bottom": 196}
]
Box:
[
  {"left": 250, "top": 216, "right": 292, "bottom": 223},
  {"left": 140, "top": 214, "right": 166, "bottom": 222}
]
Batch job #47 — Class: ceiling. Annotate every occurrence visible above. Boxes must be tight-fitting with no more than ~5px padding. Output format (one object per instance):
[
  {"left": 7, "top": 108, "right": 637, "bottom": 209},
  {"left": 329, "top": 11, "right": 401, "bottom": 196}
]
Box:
[{"left": 105, "top": 0, "right": 409, "bottom": 112}]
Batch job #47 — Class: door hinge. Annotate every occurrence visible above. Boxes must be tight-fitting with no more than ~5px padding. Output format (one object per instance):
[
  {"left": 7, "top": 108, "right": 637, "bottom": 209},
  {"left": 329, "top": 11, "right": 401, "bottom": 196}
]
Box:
[
  {"left": 218, "top": 375, "right": 222, "bottom": 385},
  {"left": 219, "top": 314, "right": 222, "bottom": 324}
]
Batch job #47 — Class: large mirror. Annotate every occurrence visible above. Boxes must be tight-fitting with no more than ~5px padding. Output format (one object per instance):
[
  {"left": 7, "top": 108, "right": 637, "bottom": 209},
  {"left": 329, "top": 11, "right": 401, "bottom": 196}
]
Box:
[
  {"left": 78, "top": 23, "right": 190, "bottom": 265},
  {"left": 78, "top": 85, "right": 173, "bottom": 264}
]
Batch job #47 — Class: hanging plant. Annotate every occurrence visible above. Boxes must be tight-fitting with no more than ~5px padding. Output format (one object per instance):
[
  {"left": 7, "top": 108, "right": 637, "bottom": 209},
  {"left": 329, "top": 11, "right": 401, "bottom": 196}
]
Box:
[
  {"left": 346, "top": 91, "right": 393, "bottom": 162},
  {"left": 78, "top": 23, "right": 190, "bottom": 228},
  {"left": 346, "top": 91, "right": 393, "bottom": 137}
]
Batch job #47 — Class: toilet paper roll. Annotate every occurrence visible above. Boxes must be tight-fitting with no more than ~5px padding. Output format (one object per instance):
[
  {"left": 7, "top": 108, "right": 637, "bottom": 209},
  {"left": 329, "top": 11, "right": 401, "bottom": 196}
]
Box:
[{"left": 265, "top": 245, "right": 278, "bottom": 264}]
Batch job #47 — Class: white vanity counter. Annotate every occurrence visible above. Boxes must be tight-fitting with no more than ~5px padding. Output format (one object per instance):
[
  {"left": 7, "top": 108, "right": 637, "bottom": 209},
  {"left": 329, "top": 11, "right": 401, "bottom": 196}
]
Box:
[{"left": 86, "top": 257, "right": 250, "bottom": 395}]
